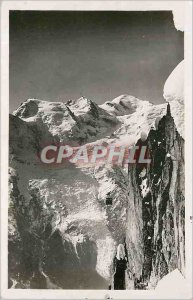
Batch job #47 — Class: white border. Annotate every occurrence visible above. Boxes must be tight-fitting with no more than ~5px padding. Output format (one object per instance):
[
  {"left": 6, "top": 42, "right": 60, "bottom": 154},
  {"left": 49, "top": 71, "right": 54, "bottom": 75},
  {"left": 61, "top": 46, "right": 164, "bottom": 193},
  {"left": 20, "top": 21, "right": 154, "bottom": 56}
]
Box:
[{"left": 1, "top": 1, "right": 192, "bottom": 299}]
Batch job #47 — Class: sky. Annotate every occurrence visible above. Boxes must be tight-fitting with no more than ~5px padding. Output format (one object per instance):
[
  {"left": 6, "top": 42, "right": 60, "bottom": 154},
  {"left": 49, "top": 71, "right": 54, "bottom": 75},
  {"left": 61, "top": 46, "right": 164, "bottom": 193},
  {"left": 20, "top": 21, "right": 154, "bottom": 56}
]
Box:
[{"left": 9, "top": 11, "right": 184, "bottom": 112}]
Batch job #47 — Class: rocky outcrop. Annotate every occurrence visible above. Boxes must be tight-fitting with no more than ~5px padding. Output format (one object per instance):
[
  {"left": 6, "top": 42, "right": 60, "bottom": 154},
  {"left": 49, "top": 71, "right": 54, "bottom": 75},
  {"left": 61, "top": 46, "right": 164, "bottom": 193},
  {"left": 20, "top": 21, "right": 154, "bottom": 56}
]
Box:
[{"left": 125, "top": 104, "right": 185, "bottom": 288}]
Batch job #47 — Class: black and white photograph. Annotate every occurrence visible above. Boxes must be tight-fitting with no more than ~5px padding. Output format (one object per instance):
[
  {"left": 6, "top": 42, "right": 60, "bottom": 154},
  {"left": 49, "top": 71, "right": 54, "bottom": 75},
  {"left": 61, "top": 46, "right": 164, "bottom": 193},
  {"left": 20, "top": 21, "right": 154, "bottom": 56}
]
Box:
[{"left": 0, "top": 1, "right": 192, "bottom": 299}]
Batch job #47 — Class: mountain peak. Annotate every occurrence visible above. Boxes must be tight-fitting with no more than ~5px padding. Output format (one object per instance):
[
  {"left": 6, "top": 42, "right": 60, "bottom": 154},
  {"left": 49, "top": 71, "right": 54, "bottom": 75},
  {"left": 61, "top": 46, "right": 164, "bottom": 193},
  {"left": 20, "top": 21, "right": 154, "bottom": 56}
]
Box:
[
  {"left": 66, "top": 96, "right": 100, "bottom": 117},
  {"left": 13, "top": 98, "right": 71, "bottom": 120},
  {"left": 100, "top": 94, "right": 148, "bottom": 116},
  {"left": 13, "top": 98, "right": 41, "bottom": 119}
]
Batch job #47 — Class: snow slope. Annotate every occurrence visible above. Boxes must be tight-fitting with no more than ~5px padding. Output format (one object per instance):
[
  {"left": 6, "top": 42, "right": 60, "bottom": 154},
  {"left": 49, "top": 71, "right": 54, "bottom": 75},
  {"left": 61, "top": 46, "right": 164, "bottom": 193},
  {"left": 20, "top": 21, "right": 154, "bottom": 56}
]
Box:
[
  {"left": 100, "top": 95, "right": 144, "bottom": 116},
  {"left": 100, "top": 94, "right": 166, "bottom": 145},
  {"left": 163, "top": 60, "right": 184, "bottom": 138}
]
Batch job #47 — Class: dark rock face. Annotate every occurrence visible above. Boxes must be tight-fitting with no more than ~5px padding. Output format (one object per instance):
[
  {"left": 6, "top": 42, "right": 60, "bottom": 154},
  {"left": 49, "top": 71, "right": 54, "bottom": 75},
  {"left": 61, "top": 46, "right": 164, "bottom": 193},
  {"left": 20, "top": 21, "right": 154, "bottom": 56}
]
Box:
[{"left": 126, "top": 106, "right": 185, "bottom": 288}]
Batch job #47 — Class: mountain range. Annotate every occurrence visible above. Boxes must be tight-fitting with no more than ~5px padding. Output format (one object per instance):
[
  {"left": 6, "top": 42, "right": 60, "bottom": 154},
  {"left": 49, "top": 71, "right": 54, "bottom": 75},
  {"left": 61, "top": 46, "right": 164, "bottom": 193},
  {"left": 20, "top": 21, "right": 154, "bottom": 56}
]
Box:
[{"left": 8, "top": 61, "right": 185, "bottom": 290}]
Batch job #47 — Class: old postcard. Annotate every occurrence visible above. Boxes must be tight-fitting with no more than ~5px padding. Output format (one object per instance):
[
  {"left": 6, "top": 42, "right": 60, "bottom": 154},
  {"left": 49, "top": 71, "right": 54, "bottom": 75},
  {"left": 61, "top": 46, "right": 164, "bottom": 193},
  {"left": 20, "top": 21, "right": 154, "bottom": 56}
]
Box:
[{"left": 1, "top": 1, "right": 192, "bottom": 299}]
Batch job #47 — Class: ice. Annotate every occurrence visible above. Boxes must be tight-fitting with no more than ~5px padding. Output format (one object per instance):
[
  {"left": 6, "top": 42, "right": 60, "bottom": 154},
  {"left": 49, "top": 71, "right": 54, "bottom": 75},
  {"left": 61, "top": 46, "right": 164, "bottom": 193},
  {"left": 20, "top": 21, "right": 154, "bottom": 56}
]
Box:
[
  {"left": 164, "top": 61, "right": 184, "bottom": 104},
  {"left": 139, "top": 168, "right": 146, "bottom": 178},
  {"left": 163, "top": 60, "right": 184, "bottom": 138},
  {"left": 140, "top": 131, "right": 148, "bottom": 142},
  {"left": 140, "top": 178, "right": 149, "bottom": 198}
]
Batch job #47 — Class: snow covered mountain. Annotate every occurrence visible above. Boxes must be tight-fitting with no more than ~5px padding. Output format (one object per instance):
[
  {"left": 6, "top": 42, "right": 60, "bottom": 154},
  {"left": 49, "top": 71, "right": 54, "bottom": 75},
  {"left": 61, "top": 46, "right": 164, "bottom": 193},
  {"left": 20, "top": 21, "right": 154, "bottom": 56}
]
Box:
[
  {"left": 9, "top": 66, "right": 185, "bottom": 290},
  {"left": 13, "top": 97, "right": 119, "bottom": 145},
  {"left": 100, "top": 94, "right": 145, "bottom": 116},
  {"left": 11, "top": 95, "right": 166, "bottom": 158}
]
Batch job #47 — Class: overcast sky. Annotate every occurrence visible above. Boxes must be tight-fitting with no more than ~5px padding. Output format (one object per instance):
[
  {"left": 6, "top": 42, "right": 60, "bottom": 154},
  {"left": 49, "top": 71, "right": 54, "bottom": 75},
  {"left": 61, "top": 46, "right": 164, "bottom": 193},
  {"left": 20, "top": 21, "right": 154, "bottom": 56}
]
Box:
[{"left": 9, "top": 11, "right": 184, "bottom": 112}]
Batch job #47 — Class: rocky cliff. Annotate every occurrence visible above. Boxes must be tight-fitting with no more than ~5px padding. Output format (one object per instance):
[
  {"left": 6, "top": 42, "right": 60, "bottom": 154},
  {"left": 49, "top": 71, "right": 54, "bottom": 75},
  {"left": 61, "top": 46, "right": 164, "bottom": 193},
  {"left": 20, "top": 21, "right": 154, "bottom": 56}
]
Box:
[{"left": 125, "top": 104, "right": 185, "bottom": 289}]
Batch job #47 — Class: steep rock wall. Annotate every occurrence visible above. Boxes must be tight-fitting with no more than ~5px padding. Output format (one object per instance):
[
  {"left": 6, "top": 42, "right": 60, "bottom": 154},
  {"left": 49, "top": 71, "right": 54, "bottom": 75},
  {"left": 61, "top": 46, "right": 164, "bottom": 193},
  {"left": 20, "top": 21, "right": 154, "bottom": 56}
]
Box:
[{"left": 125, "top": 105, "right": 185, "bottom": 288}]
